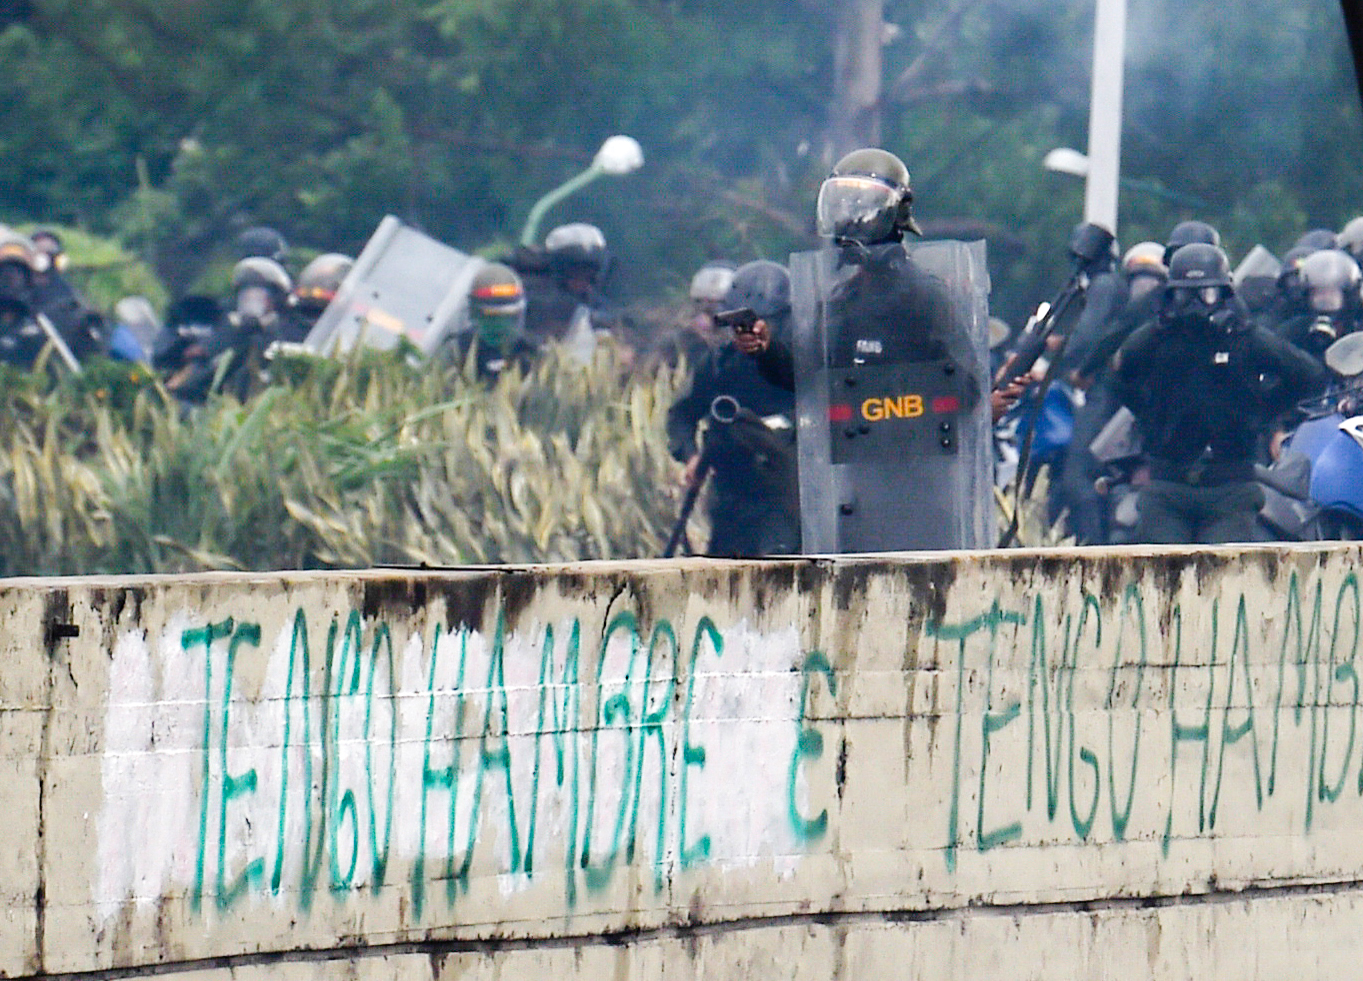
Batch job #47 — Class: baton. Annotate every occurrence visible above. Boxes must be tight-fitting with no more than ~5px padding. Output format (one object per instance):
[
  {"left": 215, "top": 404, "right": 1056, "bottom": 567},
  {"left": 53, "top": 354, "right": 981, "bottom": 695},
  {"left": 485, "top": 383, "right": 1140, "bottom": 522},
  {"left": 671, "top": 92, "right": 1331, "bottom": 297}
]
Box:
[{"left": 35, "top": 312, "right": 82, "bottom": 375}]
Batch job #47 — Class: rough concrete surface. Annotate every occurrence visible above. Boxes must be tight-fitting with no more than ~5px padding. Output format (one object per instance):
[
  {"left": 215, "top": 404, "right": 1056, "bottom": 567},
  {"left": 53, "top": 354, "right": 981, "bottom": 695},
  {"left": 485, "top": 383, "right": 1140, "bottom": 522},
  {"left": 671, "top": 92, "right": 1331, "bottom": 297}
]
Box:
[{"left": 4, "top": 545, "right": 1363, "bottom": 978}]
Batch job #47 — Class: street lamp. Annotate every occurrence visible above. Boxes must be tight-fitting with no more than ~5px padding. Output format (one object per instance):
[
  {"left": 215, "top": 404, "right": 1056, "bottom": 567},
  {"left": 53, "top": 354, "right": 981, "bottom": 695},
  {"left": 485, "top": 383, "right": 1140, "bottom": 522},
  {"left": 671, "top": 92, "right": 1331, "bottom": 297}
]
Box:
[
  {"left": 519, "top": 135, "right": 644, "bottom": 246},
  {"left": 1045, "top": 147, "right": 1209, "bottom": 210}
]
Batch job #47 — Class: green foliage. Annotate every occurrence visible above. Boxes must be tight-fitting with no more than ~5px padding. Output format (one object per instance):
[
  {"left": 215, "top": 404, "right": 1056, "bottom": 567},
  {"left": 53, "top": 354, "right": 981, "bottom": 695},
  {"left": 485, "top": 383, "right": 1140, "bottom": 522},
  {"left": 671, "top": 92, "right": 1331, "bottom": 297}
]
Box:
[{"left": 0, "top": 0, "right": 1355, "bottom": 321}]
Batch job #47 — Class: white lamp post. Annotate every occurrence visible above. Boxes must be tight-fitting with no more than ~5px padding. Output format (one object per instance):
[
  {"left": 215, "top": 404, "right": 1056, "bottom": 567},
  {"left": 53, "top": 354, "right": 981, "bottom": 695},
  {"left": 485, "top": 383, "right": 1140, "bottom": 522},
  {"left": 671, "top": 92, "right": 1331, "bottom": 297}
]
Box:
[
  {"left": 519, "top": 135, "right": 644, "bottom": 246},
  {"left": 1084, "top": 0, "right": 1127, "bottom": 234}
]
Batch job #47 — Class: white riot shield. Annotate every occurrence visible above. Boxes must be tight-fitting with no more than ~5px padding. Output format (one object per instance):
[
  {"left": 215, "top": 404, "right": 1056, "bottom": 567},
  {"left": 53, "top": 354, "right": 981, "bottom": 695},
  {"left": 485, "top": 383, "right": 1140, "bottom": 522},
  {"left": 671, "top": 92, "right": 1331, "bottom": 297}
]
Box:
[
  {"left": 304, "top": 215, "right": 484, "bottom": 356},
  {"left": 792, "top": 239, "right": 992, "bottom": 553}
]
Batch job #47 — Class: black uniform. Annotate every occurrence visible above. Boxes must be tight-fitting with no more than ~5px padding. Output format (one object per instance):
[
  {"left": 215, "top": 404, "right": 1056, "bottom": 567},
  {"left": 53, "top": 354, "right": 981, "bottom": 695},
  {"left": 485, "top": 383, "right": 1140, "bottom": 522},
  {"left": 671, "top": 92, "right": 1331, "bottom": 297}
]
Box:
[
  {"left": 1053, "top": 272, "right": 1161, "bottom": 544},
  {"left": 667, "top": 340, "right": 798, "bottom": 557},
  {"left": 1274, "top": 310, "right": 1363, "bottom": 364},
  {"left": 1113, "top": 306, "right": 1325, "bottom": 543},
  {"left": 752, "top": 242, "right": 957, "bottom": 391},
  {"left": 449, "top": 333, "right": 538, "bottom": 381},
  {"left": 31, "top": 270, "right": 105, "bottom": 362}
]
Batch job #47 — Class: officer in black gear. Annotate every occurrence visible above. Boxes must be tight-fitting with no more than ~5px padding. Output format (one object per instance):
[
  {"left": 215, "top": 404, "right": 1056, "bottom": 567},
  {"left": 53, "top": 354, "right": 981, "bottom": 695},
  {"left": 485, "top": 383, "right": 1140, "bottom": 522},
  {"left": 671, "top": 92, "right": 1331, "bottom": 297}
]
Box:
[
  {"left": 1113, "top": 243, "right": 1326, "bottom": 544},
  {"left": 152, "top": 295, "right": 223, "bottom": 375},
  {"left": 814, "top": 148, "right": 956, "bottom": 366},
  {"left": 1162, "top": 220, "right": 1221, "bottom": 267},
  {"left": 235, "top": 226, "right": 289, "bottom": 264},
  {"left": 452, "top": 261, "right": 537, "bottom": 379},
  {"left": 667, "top": 259, "right": 799, "bottom": 557},
  {"left": 166, "top": 257, "right": 292, "bottom": 402},
  {"left": 1052, "top": 241, "right": 1169, "bottom": 544},
  {"left": 1275, "top": 249, "right": 1363, "bottom": 360},
  {"left": 28, "top": 228, "right": 106, "bottom": 362},
  {"left": 0, "top": 233, "right": 50, "bottom": 369},
  {"left": 741, "top": 148, "right": 955, "bottom": 387},
  {"left": 511, "top": 222, "right": 618, "bottom": 351},
  {"left": 284, "top": 252, "right": 353, "bottom": 342}
]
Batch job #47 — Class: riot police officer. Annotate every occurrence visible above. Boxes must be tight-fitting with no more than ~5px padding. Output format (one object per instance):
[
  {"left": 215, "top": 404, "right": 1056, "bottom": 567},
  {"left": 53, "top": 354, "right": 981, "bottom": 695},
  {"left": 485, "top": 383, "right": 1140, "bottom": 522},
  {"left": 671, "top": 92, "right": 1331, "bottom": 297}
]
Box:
[
  {"left": 165, "top": 256, "right": 293, "bottom": 402},
  {"left": 284, "top": 252, "right": 354, "bottom": 342},
  {"left": 0, "top": 233, "right": 50, "bottom": 370},
  {"left": 512, "top": 222, "right": 617, "bottom": 355},
  {"left": 667, "top": 260, "right": 799, "bottom": 557},
  {"left": 740, "top": 148, "right": 991, "bottom": 552},
  {"left": 1113, "top": 243, "right": 1326, "bottom": 544},
  {"left": 452, "top": 261, "right": 537, "bottom": 379},
  {"left": 739, "top": 148, "right": 955, "bottom": 384},
  {"left": 1162, "top": 220, "right": 1221, "bottom": 267},
  {"left": 1274, "top": 249, "right": 1363, "bottom": 360},
  {"left": 1053, "top": 241, "right": 1169, "bottom": 544},
  {"left": 28, "top": 228, "right": 107, "bottom": 362}
]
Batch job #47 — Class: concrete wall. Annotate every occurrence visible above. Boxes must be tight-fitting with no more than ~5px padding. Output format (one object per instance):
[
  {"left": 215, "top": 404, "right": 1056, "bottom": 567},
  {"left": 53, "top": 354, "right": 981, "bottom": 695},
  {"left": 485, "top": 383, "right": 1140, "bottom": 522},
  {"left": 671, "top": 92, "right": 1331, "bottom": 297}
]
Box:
[{"left": 5, "top": 545, "right": 1363, "bottom": 978}]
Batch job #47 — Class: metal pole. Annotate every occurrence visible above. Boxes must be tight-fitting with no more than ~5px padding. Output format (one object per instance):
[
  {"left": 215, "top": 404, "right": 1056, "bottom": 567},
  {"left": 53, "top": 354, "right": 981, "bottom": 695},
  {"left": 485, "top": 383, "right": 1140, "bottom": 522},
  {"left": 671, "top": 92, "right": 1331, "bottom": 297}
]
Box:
[
  {"left": 1084, "top": 0, "right": 1126, "bottom": 234},
  {"left": 518, "top": 165, "right": 605, "bottom": 247}
]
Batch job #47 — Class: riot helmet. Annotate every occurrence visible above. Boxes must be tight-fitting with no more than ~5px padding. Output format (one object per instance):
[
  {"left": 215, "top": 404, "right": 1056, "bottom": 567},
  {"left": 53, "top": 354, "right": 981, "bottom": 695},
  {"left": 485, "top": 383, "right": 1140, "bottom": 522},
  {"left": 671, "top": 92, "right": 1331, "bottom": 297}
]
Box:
[
  {"left": 1277, "top": 244, "right": 1315, "bottom": 306},
  {"left": 816, "top": 148, "right": 921, "bottom": 245},
  {"left": 1122, "top": 241, "right": 1168, "bottom": 301},
  {"left": 1164, "top": 242, "right": 1233, "bottom": 316},
  {"left": 1295, "top": 228, "right": 1339, "bottom": 253},
  {"left": 1300, "top": 249, "right": 1361, "bottom": 316},
  {"left": 1068, "top": 222, "right": 1116, "bottom": 273},
  {"left": 545, "top": 223, "right": 608, "bottom": 281},
  {"left": 293, "top": 253, "right": 354, "bottom": 311},
  {"left": 236, "top": 226, "right": 288, "bottom": 262},
  {"left": 30, "top": 228, "right": 65, "bottom": 273},
  {"left": 1163, "top": 220, "right": 1220, "bottom": 267},
  {"left": 1338, "top": 216, "right": 1363, "bottom": 262},
  {"left": 231, "top": 256, "right": 292, "bottom": 320},
  {"left": 468, "top": 262, "right": 527, "bottom": 350},
  {"left": 0, "top": 231, "right": 36, "bottom": 297},
  {"left": 721, "top": 260, "right": 790, "bottom": 324},
  {"left": 1122, "top": 241, "right": 1168, "bottom": 279},
  {"left": 688, "top": 260, "right": 736, "bottom": 311}
]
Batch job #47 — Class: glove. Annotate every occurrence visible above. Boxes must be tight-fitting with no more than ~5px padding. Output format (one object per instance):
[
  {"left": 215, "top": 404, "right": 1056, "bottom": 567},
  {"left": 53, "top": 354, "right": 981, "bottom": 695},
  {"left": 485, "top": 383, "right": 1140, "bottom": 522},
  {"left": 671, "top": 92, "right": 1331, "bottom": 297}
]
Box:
[{"left": 1209, "top": 297, "right": 1253, "bottom": 334}]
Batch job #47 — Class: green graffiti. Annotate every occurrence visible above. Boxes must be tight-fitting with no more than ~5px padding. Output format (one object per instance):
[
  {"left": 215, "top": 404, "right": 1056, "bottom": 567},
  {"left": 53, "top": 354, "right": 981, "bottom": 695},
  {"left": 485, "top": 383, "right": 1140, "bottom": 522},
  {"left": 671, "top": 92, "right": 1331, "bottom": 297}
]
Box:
[
  {"left": 1319, "top": 574, "right": 1360, "bottom": 804},
  {"left": 930, "top": 600, "right": 1024, "bottom": 873},
  {"left": 788, "top": 651, "right": 837, "bottom": 842},
  {"left": 1208, "top": 596, "right": 1263, "bottom": 829},
  {"left": 1067, "top": 595, "right": 1101, "bottom": 842},
  {"left": 218, "top": 622, "right": 265, "bottom": 909},
  {"left": 460, "top": 611, "right": 523, "bottom": 883},
  {"left": 633, "top": 622, "right": 677, "bottom": 890},
  {"left": 273, "top": 609, "right": 312, "bottom": 896},
  {"left": 364, "top": 623, "right": 397, "bottom": 890},
  {"left": 582, "top": 612, "right": 640, "bottom": 891},
  {"left": 523, "top": 621, "right": 581, "bottom": 903},
  {"left": 979, "top": 603, "right": 1025, "bottom": 853},
  {"left": 329, "top": 612, "right": 364, "bottom": 893},
  {"left": 1106, "top": 585, "right": 1146, "bottom": 841},
  {"left": 1026, "top": 594, "right": 1063, "bottom": 820},
  {"left": 679, "top": 617, "right": 722, "bottom": 869},
  {"left": 186, "top": 617, "right": 233, "bottom": 913}
]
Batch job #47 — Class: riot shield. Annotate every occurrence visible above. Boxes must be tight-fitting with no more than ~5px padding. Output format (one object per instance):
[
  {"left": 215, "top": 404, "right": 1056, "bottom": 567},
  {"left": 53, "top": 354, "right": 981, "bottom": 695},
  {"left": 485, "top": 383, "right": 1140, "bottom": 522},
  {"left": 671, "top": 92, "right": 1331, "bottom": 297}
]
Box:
[
  {"left": 1233, "top": 244, "right": 1282, "bottom": 315},
  {"left": 304, "top": 215, "right": 484, "bottom": 356},
  {"left": 791, "top": 239, "right": 992, "bottom": 553}
]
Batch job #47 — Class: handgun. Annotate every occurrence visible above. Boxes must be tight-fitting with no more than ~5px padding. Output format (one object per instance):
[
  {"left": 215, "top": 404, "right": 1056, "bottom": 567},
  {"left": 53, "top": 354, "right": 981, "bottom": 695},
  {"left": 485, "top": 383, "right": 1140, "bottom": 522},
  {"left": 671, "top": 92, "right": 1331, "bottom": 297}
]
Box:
[{"left": 714, "top": 306, "right": 759, "bottom": 333}]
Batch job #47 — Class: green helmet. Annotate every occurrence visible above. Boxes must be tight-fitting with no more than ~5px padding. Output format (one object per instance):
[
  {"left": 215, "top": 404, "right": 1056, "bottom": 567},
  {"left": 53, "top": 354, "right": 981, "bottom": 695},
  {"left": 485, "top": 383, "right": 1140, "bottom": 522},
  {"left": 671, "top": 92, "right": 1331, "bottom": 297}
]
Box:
[
  {"left": 816, "top": 148, "right": 921, "bottom": 244},
  {"left": 468, "top": 262, "right": 526, "bottom": 350}
]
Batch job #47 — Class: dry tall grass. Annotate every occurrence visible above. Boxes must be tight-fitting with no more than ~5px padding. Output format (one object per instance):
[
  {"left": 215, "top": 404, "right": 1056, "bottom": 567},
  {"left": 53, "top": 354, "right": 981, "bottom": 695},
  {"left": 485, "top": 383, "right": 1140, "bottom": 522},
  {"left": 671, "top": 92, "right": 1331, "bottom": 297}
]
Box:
[{"left": 0, "top": 341, "right": 695, "bottom": 575}]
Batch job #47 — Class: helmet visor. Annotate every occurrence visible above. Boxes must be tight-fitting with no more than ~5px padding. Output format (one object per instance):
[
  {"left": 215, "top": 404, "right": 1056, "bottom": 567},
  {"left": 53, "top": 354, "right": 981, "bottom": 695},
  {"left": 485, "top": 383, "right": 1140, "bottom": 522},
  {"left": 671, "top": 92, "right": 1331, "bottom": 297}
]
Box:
[
  {"left": 1169, "top": 285, "right": 1225, "bottom": 311},
  {"left": 816, "top": 176, "right": 900, "bottom": 242}
]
